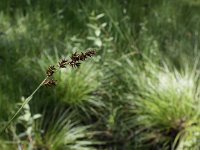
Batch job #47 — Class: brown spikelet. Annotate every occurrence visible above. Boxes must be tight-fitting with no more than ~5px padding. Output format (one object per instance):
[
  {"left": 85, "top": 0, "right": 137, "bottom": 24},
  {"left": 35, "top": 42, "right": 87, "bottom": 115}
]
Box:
[
  {"left": 71, "top": 52, "right": 80, "bottom": 62},
  {"left": 43, "top": 79, "right": 57, "bottom": 87},
  {"left": 68, "top": 49, "right": 96, "bottom": 69},
  {"left": 79, "top": 52, "right": 87, "bottom": 61},
  {"left": 46, "top": 65, "right": 56, "bottom": 77},
  {"left": 85, "top": 49, "right": 96, "bottom": 57},
  {"left": 69, "top": 60, "right": 81, "bottom": 68},
  {"left": 58, "top": 59, "right": 68, "bottom": 68}
]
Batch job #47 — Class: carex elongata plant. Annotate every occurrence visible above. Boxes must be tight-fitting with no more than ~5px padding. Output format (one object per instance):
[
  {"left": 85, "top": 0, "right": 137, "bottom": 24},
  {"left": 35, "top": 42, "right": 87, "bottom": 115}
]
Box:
[{"left": 0, "top": 49, "right": 96, "bottom": 134}]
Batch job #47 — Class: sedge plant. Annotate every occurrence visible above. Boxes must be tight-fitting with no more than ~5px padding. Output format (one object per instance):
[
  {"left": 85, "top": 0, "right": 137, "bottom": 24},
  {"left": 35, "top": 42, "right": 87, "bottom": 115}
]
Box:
[{"left": 0, "top": 49, "right": 96, "bottom": 134}]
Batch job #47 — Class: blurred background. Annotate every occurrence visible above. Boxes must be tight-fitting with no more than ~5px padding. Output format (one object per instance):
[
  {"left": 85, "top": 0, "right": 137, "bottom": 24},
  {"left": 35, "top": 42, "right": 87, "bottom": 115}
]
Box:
[{"left": 1, "top": 0, "right": 200, "bottom": 149}]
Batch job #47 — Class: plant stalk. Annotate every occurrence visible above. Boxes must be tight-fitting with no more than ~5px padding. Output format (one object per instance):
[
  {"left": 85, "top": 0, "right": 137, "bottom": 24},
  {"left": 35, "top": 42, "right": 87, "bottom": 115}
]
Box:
[{"left": 0, "top": 77, "right": 48, "bottom": 134}]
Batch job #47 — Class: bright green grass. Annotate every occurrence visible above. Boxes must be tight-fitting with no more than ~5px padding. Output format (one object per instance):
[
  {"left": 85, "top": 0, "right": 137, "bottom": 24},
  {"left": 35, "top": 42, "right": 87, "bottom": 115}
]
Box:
[{"left": 115, "top": 57, "right": 200, "bottom": 149}]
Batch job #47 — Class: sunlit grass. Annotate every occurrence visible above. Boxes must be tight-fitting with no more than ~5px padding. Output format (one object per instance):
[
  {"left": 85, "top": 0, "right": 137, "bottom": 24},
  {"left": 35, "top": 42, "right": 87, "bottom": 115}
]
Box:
[{"left": 127, "top": 60, "right": 200, "bottom": 149}]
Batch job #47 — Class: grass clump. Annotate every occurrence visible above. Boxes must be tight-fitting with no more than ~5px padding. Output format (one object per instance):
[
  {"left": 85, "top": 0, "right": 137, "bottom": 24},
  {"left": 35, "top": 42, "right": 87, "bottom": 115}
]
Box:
[
  {"left": 33, "top": 109, "right": 98, "bottom": 150},
  {"left": 131, "top": 62, "right": 200, "bottom": 149}
]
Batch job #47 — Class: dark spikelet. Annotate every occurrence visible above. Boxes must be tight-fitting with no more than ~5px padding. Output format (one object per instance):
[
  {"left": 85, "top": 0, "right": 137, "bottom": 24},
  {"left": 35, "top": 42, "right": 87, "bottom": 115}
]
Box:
[
  {"left": 79, "top": 52, "right": 87, "bottom": 61},
  {"left": 71, "top": 52, "right": 80, "bottom": 62},
  {"left": 58, "top": 59, "right": 68, "bottom": 68},
  {"left": 46, "top": 65, "right": 56, "bottom": 77},
  {"left": 68, "top": 49, "right": 96, "bottom": 69},
  {"left": 85, "top": 49, "right": 96, "bottom": 57},
  {"left": 69, "top": 60, "right": 81, "bottom": 68},
  {"left": 43, "top": 79, "right": 57, "bottom": 87},
  {"left": 75, "top": 62, "right": 81, "bottom": 68}
]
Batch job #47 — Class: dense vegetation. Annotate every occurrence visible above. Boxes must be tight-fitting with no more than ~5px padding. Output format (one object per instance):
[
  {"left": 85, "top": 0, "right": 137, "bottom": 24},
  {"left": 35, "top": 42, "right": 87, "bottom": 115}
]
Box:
[{"left": 1, "top": 0, "right": 200, "bottom": 149}]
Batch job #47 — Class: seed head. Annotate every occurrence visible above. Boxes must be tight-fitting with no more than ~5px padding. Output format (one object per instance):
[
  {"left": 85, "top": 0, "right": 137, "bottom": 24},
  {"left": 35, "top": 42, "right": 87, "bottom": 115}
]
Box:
[
  {"left": 43, "top": 79, "right": 57, "bottom": 87},
  {"left": 58, "top": 59, "right": 68, "bottom": 68},
  {"left": 69, "top": 60, "right": 81, "bottom": 68},
  {"left": 68, "top": 49, "right": 96, "bottom": 69},
  {"left": 79, "top": 52, "right": 87, "bottom": 61},
  {"left": 85, "top": 49, "right": 96, "bottom": 57},
  {"left": 46, "top": 65, "right": 56, "bottom": 77},
  {"left": 71, "top": 52, "right": 80, "bottom": 62}
]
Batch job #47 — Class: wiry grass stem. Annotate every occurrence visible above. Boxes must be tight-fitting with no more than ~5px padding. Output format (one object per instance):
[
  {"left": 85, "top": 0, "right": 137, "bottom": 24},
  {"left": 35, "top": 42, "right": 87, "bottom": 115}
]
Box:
[
  {"left": 0, "top": 49, "right": 96, "bottom": 134},
  {"left": 0, "top": 77, "right": 48, "bottom": 134}
]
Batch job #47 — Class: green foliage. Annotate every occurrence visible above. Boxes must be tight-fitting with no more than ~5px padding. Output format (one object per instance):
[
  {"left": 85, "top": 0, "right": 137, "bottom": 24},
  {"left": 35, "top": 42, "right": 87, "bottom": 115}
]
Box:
[
  {"left": 118, "top": 58, "right": 200, "bottom": 149},
  {"left": 2, "top": 0, "right": 200, "bottom": 149},
  {"left": 34, "top": 109, "right": 97, "bottom": 150}
]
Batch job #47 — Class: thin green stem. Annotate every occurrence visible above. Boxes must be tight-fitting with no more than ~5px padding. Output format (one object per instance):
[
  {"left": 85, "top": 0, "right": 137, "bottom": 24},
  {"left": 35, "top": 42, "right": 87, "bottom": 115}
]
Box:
[
  {"left": 30, "top": 77, "right": 48, "bottom": 97},
  {"left": 0, "top": 77, "right": 48, "bottom": 134}
]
